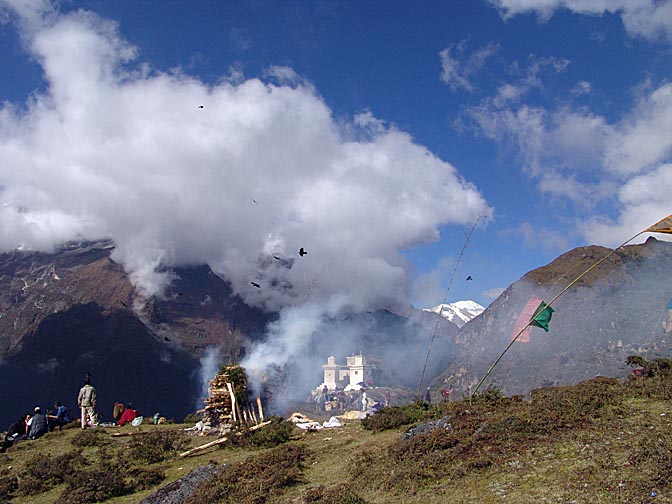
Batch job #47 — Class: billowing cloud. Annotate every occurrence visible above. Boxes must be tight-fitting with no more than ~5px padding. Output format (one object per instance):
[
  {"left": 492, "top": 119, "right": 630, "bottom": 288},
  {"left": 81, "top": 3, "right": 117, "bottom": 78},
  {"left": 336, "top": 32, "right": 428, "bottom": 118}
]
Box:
[
  {"left": 489, "top": 0, "right": 672, "bottom": 43},
  {"left": 0, "top": 1, "right": 491, "bottom": 318}
]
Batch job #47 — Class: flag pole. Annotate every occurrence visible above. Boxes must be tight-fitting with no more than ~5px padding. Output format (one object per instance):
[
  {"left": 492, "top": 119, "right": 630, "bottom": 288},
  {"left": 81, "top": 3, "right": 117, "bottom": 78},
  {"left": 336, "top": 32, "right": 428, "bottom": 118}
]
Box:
[
  {"left": 417, "top": 211, "right": 486, "bottom": 401},
  {"left": 470, "top": 225, "right": 654, "bottom": 400}
]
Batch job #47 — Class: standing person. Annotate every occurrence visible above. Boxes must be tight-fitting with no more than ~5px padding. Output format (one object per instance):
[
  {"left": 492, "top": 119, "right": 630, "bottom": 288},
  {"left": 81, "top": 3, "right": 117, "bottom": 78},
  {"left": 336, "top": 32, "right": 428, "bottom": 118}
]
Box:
[
  {"left": 361, "top": 390, "right": 368, "bottom": 411},
  {"left": 78, "top": 377, "right": 97, "bottom": 429},
  {"left": 424, "top": 386, "right": 432, "bottom": 404},
  {"left": 384, "top": 389, "right": 391, "bottom": 408}
]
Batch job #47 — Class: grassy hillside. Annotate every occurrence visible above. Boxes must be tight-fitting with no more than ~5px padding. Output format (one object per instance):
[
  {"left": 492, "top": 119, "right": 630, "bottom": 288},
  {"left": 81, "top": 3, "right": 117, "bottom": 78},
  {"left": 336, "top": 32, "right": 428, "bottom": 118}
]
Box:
[{"left": 2, "top": 362, "right": 672, "bottom": 503}]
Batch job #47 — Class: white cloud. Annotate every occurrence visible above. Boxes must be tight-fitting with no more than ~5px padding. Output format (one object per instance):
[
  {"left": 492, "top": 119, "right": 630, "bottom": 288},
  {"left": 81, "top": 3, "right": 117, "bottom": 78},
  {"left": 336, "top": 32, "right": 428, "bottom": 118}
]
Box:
[
  {"left": 515, "top": 222, "right": 570, "bottom": 253},
  {"left": 439, "top": 40, "right": 499, "bottom": 92},
  {"left": 603, "top": 83, "right": 672, "bottom": 175},
  {"left": 581, "top": 163, "right": 672, "bottom": 246},
  {"left": 489, "top": 0, "right": 672, "bottom": 43},
  {"left": 571, "top": 80, "right": 592, "bottom": 96},
  {"left": 463, "top": 78, "right": 671, "bottom": 209},
  {"left": 0, "top": 2, "right": 492, "bottom": 316}
]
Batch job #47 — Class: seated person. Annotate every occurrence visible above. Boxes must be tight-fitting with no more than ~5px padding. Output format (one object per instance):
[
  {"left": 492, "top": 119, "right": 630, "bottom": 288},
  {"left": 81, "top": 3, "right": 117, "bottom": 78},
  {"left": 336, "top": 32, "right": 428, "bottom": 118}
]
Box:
[
  {"left": 28, "top": 406, "right": 49, "bottom": 439},
  {"left": 117, "top": 404, "right": 139, "bottom": 426},
  {"left": 48, "top": 401, "right": 72, "bottom": 430},
  {"left": 1, "top": 414, "right": 29, "bottom": 452}
]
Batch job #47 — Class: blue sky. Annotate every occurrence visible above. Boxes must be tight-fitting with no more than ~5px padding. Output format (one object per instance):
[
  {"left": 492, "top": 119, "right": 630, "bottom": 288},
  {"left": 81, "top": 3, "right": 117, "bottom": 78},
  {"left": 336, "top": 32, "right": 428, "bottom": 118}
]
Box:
[{"left": 0, "top": 0, "right": 671, "bottom": 311}]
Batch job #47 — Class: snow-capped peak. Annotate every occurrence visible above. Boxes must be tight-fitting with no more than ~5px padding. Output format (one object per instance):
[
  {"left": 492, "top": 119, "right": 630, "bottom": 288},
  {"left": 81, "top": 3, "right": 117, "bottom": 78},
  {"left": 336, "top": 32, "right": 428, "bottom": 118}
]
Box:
[{"left": 424, "top": 300, "right": 484, "bottom": 328}]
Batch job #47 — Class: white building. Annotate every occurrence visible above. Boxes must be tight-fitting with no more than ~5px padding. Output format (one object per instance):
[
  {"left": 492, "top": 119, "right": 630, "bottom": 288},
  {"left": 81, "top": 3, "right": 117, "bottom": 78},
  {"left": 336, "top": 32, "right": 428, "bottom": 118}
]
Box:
[{"left": 321, "top": 354, "right": 375, "bottom": 390}]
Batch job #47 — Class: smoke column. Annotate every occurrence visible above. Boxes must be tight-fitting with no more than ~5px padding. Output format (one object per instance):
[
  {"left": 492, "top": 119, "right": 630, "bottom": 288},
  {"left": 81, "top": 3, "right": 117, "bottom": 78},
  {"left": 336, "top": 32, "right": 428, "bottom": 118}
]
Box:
[{"left": 194, "top": 346, "right": 222, "bottom": 411}]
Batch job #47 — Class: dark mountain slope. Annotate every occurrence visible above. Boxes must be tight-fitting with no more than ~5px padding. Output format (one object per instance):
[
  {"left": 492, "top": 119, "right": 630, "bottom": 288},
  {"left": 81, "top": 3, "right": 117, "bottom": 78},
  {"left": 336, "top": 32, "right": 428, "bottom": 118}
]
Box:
[
  {"left": 0, "top": 302, "right": 200, "bottom": 427},
  {"left": 432, "top": 237, "right": 672, "bottom": 397}
]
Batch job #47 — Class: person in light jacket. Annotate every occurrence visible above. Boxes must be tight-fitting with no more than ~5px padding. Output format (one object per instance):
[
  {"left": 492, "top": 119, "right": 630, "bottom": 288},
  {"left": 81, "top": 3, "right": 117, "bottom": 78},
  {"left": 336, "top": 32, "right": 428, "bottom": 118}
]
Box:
[{"left": 78, "top": 377, "right": 97, "bottom": 429}]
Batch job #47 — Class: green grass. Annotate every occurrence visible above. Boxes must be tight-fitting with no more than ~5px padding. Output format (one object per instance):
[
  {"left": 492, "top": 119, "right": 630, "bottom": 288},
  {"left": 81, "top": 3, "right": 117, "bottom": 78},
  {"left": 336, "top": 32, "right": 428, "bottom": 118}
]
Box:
[{"left": 3, "top": 371, "right": 672, "bottom": 503}]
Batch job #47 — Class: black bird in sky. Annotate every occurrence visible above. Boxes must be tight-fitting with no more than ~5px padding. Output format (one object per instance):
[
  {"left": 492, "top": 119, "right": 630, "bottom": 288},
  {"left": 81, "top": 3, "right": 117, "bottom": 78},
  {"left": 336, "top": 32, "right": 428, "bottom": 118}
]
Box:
[
  {"left": 299, "top": 247, "right": 307, "bottom": 257},
  {"left": 198, "top": 105, "right": 204, "bottom": 108},
  {"left": 164, "top": 336, "right": 171, "bottom": 342},
  {"left": 251, "top": 281, "right": 261, "bottom": 288},
  {"left": 251, "top": 198, "right": 258, "bottom": 204},
  {"left": 466, "top": 275, "right": 473, "bottom": 281}
]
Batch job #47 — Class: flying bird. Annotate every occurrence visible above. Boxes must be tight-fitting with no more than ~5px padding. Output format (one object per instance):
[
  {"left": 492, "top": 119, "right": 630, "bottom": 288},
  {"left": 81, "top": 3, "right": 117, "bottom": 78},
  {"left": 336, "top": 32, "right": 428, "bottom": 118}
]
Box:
[
  {"left": 164, "top": 336, "right": 171, "bottom": 342},
  {"left": 120, "top": 300, "right": 128, "bottom": 307},
  {"left": 251, "top": 198, "right": 258, "bottom": 204},
  {"left": 197, "top": 105, "right": 204, "bottom": 108},
  {"left": 466, "top": 276, "right": 473, "bottom": 281},
  {"left": 251, "top": 281, "right": 261, "bottom": 288},
  {"left": 299, "top": 247, "right": 308, "bottom": 257}
]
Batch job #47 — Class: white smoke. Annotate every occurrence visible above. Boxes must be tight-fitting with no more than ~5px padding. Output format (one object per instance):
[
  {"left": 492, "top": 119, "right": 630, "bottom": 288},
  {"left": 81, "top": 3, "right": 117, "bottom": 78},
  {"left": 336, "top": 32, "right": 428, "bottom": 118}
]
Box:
[{"left": 195, "top": 346, "right": 222, "bottom": 411}]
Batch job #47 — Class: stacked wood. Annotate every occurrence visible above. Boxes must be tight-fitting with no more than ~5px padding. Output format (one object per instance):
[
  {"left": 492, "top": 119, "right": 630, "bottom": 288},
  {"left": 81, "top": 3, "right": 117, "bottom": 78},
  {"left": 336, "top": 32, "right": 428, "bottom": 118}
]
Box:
[
  {"left": 202, "top": 363, "right": 247, "bottom": 430},
  {"left": 201, "top": 363, "right": 265, "bottom": 433}
]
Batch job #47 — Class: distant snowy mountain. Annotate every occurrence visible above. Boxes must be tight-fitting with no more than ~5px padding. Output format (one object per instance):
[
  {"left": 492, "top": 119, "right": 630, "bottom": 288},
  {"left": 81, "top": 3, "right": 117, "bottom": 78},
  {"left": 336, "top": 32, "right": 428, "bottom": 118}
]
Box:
[{"left": 424, "top": 300, "right": 485, "bottom": 328}]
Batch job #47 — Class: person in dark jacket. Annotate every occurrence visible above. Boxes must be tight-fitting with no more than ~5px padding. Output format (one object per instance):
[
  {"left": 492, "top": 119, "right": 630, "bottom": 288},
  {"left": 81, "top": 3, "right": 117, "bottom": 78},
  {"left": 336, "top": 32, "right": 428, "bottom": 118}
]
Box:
[
  {"left": 28, "top": 407, "right": 49, "bottom": 439},
  {"left": 1, "top": 414, "right": 29, "bottom": 452}
]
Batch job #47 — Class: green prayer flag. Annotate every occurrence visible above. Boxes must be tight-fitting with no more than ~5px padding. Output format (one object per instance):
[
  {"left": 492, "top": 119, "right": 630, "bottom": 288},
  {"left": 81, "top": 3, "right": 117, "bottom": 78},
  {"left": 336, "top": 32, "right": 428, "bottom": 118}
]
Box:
[{"left": 530, "top": 301, "right": 554, "bottom": 332}]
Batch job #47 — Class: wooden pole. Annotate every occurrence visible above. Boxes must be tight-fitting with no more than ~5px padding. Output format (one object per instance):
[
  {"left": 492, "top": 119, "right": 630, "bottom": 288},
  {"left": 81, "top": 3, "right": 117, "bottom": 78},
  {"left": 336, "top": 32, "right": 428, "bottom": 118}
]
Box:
[
  {"left": 256, "top": 397, "right": 264, "bottom": 421},
  {"left": 226, "top": 382, "right": 237, "bottom": 423}
]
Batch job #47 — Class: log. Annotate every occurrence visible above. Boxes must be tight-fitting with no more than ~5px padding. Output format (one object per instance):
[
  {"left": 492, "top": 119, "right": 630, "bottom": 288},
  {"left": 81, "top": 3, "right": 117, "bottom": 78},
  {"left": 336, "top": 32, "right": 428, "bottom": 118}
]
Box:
[
  {"left": 110, "top": 431, "right": 147, "bottom": 437},
  {"left": 248, "top": 420, "right": 272, "bottom": 431},
  {"left": 178, "top": 436, "right": 229, "bottom": 458}
]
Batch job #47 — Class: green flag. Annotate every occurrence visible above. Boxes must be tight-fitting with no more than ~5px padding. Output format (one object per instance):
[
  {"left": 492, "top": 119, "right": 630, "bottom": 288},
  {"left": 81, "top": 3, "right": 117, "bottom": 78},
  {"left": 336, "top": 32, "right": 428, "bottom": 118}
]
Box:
[{"left": 530, "top": 301, "right": 554, "bottom": 332}]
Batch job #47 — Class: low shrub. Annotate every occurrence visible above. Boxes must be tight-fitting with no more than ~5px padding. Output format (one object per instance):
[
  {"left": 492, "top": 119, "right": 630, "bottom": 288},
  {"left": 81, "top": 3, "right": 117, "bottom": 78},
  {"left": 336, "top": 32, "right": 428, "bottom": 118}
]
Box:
[
  {"left": 226, "top": 416, "right": 294, "bottom": 449},
  {"left": 58, "top": 466, "right": 127, "bottom": 504},
  {"left": 0, "top": 475, "right": 18, "bottom": 500},
  {"left": 361, "top": 403, "right": 435, "bottom": 432},
  {"left": 469, "top": 387, "right": 504, "bottom": 404},
  {"left": 72, "top": 428, "right": 111, "bottom": 448},
  {"left": 127, "top": 430, "right": 189, "bottom": 464},
  {"left": 302, "top": 483, "right": 369, "bottom": 503},
  {"left": 18, "top": 451, "right": 79, "bottom": 495},
  {"left": 185, "top": 443, "right": 310, "bottom": 504},
  {"left": 125, "top": 466, "right": 166, "bottom": 491}
]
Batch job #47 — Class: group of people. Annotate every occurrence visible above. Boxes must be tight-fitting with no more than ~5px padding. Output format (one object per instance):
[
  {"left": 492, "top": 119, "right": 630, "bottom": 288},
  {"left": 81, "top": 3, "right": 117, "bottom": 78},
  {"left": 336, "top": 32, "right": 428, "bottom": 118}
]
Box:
[
  {"left": 313, "top": 385, "right": 393, "bottom": 413},
  {"left": 1, "top": 374, "right": 146, "bottom": 452},
  {"left": 1, "top": 401, "right": 73, "bottom": 451},
  {"left": 112, "top": 401, "right": 141, "bottom": 426}
]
